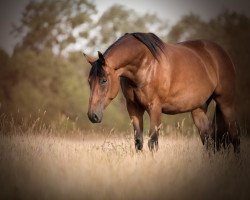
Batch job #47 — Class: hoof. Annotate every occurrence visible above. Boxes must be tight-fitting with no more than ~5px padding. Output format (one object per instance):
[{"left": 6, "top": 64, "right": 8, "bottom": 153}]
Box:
[
  {"left": 233, "top": 138, "right": 240, "bottom": 154},
  {"left": 222, "top": 133, "right": 230, "bottom": 149},
  {"left": 148, "top": 139, "right": 158, "bottom": 151},
  {"left": 234, "top": 146, "right": 240, "bottom": 154},
  {"left": 135, "top": 138, "right": 143, "bottom": 151}
]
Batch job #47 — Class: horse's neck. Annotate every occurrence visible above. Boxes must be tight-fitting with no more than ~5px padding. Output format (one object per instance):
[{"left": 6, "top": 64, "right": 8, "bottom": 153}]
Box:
[{"left": 105, "top": 40, "right": 145, "bottom": 80}]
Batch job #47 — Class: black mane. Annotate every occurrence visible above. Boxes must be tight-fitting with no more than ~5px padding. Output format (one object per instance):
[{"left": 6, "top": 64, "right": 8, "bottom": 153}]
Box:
[
  {"left": 130, "top": 32, "right": 165, "bottom": 60},
  {"left": 104, "top": 32, "right": 165, "bottom": 60}
]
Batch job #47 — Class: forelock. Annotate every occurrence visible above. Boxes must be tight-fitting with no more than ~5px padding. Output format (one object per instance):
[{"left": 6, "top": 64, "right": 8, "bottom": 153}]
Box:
[{"left": 89, "top": 60, "right": 106, "bottom": 78}]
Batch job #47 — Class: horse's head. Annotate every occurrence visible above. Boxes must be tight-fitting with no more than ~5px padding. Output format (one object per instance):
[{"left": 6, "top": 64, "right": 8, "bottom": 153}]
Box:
[{"left": 84, "top": 51, "right": 120, "bottom": 123}]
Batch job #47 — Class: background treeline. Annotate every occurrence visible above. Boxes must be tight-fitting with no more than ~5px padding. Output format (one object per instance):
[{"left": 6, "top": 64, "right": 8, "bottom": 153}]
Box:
[{"left": 0, "top": 0, "right": 249, "bottom": 134}]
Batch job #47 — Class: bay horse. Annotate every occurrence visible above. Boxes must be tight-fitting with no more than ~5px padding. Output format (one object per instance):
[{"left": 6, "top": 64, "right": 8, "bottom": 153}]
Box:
[{"left": 84, "top": 32, "right": 240, "bottom": 153}]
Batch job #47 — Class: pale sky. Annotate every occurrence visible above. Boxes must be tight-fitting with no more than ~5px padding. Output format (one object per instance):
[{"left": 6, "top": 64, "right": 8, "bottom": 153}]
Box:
[{"left": 0, "top": 0, "right": 249, "bottom": 54}]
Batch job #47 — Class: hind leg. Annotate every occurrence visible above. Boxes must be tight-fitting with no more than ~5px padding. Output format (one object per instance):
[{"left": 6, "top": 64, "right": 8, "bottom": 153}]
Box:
[
  {"left": 214, "top": 97, "right": 240, "bottom": 153},
  {"left": 192, "top": 107, "right": 213, "bottom": 150},
  {"left": 212, "top": 104, "right": 229, "bottom": 151}
]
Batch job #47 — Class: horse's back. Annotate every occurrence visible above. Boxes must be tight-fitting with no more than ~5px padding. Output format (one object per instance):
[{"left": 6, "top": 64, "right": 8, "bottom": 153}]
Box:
[
  {"left": 177, "top": 40, "right": 236, "bottom": 78},
  {"left": 176, "top": 40, "right": 236, "bottom": 95}
]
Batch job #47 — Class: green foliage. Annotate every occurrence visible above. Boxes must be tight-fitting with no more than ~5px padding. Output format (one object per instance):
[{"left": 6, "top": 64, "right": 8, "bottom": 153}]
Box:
[
  {"left": 0, "top": 47, "right": 129, "bottom": 132},
  {"left": 12, "top": 0, "right": 96, "bottom": 53}
]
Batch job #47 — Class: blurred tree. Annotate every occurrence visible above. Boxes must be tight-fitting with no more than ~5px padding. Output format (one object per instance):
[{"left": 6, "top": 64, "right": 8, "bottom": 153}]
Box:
[
  {"left": 0, "top": 47, "right": 130, "bottom": 131},
  {"left": 12, "top": 0, "right": 96, "bottom": 54},
  {"left": 87, "top": 4, "right": 168, "bottom": 53},
  {"left": 0, "top": 49, "right": 11, "bottom": 110},
  {"left": 0, "top": 49, "right": 9, "bottom": 68},
  {"left": 167, "top": 14, "right": 205, "bottom": 43},
  {"left": 1, "top": 48, "right": 89, "bottom": 129}
]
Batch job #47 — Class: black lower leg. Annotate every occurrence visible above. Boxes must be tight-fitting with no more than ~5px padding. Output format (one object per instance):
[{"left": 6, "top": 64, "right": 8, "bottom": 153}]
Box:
[{"left": 148, "top": 131, "right": 159, "bottom": 151}]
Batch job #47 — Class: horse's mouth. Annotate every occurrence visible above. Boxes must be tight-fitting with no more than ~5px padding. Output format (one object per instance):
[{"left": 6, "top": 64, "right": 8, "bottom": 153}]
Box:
[{"left": 89, "top": 118, "right": 102, "bottom": 123}]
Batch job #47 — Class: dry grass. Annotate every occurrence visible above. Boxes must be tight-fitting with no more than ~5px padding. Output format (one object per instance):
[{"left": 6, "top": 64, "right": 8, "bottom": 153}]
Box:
[{"left": 0, "top": 131, "right": 250, "bottom": 200}]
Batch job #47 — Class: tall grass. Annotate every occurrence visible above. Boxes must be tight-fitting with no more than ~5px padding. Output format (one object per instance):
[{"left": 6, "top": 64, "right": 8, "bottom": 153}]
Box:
[{"left": 0, "top": 120, "right": 250, "bottom": 200}]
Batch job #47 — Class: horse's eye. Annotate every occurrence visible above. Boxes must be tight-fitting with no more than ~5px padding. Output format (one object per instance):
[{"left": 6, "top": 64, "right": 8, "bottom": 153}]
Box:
[{"left": 100, "top": 78, "right": 107, "bottom": 85}]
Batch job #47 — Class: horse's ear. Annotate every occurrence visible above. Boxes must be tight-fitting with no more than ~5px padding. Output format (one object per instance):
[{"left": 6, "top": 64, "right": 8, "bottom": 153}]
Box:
[
  {"left": 98, "top": 51, "right": 105, "bottom": 65},
  {"left": 82, "top": 52, "right": 95, "bottom": 65}
]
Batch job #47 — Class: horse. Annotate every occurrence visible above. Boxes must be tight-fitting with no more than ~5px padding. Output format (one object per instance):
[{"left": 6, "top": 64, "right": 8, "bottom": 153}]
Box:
[{"left": 83, "top": 32, "right": 240, "bottom": 153}]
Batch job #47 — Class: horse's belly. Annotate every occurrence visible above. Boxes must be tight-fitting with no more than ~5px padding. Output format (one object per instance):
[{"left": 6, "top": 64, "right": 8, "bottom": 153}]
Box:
[
  {"left": 162, "top": 103, "right": 197, "bottom": 114},
  {"left": 161, "top": 90, "right": 212, "bottom": 114}
]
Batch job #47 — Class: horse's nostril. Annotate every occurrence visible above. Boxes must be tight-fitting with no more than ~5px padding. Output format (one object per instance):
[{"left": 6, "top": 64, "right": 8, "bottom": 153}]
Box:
[
  {"left": 88, "top": 112, "right": 101, "bottom": 123},
  {"left": 92, "top": 113, "right": 99, "bottom": 122}
]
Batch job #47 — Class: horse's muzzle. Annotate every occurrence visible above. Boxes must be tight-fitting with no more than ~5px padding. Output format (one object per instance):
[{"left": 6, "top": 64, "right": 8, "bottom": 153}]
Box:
[{"left": 88, "top": 111, "right": 102, "bottom": 123}]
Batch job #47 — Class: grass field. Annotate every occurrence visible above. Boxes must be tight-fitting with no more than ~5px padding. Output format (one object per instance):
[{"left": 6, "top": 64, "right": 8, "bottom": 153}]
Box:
[{"left": 0, "top": 131, "right": 250, "bottom": 200}]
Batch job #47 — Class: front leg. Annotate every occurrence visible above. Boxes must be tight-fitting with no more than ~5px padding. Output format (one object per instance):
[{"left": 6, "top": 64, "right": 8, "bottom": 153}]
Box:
[
  {"left": 127, "top": 101, "right": 145, "bottom": 151},
  {"left": 148, "top": 105, "right": 162, "bottom": 151}
]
